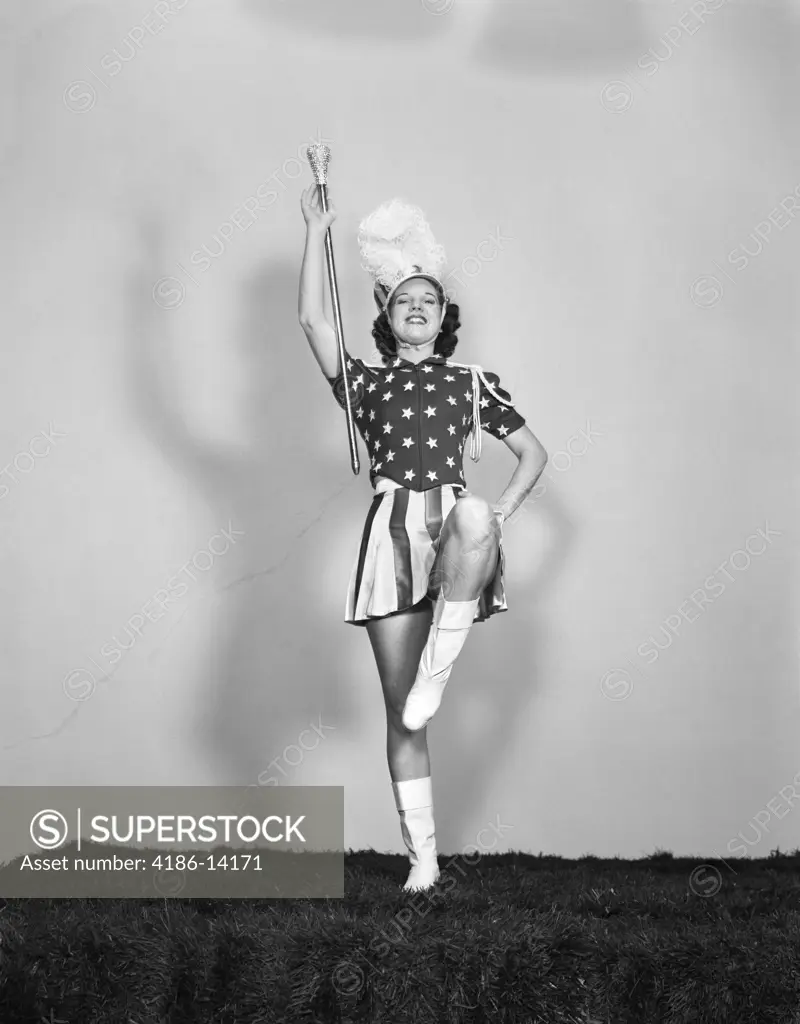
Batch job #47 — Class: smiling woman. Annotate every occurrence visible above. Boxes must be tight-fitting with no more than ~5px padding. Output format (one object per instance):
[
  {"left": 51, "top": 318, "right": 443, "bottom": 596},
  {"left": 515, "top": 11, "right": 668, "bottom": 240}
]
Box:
[
  {"left": 393, "top": 280, "right": 442, "bottom": 330},
  {"left": 298, "top": 189, "right": 548, "bottom": 894},
  {"left": 371, "top": 277, "right": 462, "bottom": 365}
]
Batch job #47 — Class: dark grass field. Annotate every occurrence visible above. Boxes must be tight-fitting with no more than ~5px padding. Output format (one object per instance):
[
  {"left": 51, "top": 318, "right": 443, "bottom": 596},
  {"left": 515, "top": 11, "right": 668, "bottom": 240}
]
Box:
[{"left": 1, "top": 849, "right": 799, "bottom": 1024}]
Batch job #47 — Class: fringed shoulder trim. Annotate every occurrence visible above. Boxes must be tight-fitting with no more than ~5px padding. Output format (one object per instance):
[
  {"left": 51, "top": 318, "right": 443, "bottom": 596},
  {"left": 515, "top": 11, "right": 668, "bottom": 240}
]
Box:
[{"left": 445, "top": 361, "right": 516, "bottom": 407}]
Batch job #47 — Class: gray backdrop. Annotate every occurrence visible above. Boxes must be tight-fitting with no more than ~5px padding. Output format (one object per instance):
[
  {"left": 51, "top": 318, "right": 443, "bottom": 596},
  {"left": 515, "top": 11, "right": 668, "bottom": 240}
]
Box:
[{"left": 0, "top": 0, "right": 797, "bottom": 860}]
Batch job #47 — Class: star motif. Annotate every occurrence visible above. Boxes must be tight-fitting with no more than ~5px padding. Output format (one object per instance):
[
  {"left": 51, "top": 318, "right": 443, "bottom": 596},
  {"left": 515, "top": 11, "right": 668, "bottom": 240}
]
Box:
[
  {"left": 336, "top": 357, "right": 493, "bottom": 491},
  {"left": 497, "top": 424, "right": 509, "bottom": 436}
]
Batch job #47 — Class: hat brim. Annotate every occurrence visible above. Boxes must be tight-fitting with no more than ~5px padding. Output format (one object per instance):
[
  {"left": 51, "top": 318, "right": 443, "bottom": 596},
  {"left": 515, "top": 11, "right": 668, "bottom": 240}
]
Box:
[{"left": 375, "top": 273, "right": 446, "bottom": 311}]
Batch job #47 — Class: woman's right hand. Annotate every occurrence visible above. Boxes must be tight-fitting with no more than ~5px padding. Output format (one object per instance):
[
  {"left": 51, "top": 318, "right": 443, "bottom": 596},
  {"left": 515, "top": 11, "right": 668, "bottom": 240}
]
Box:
[{"left": 301, "top": 185, "right": 337, "bottom": 232}]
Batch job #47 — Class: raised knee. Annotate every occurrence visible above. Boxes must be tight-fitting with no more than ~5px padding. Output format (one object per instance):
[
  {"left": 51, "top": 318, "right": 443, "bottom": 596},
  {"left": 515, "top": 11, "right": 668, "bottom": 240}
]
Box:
[
  {"left": 452, "top": 495, "right": 494, "bottom": 541},
  {"left": 453, "top": 494, "right": 491, "bottom": 522}
]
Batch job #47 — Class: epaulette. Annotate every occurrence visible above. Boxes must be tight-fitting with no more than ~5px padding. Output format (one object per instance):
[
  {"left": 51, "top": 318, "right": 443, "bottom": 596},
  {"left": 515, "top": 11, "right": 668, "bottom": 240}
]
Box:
[
  {"left": 444, "top": 361, "right": 517, "bottom": 407},
  {"left": 443, "top": 360, "right": 516, "bottom": 463}
]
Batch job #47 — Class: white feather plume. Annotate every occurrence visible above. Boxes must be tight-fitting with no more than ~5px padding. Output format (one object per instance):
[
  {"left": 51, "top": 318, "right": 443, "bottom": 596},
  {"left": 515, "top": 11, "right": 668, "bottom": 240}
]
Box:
[{"left": 358, "top": 198, "right": 446, "bottom": 292}]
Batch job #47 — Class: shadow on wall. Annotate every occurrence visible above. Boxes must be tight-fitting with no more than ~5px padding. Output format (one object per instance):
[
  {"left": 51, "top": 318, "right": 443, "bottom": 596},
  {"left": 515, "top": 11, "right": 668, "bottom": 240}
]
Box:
[
  {"left": 125, "top": 211, "right": 572, "bottom": 848},
  {"left": 125, "top": 214, "right": 359, "bottom": 786},
  {"left": 240, "top": 0, "right": 648, "bottom": 72}
]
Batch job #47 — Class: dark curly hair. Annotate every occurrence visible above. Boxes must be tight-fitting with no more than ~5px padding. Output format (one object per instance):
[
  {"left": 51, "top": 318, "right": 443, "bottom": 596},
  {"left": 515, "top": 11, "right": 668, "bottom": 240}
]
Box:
[{"left": 371, "top": 301, "right": 461, "bottom": 365}]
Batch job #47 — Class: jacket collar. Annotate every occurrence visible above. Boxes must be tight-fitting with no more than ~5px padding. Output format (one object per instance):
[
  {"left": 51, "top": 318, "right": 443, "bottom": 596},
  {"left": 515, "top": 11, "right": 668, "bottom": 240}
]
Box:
[{"left": 392, "top": 352, "right": 446, "bottom": 370}]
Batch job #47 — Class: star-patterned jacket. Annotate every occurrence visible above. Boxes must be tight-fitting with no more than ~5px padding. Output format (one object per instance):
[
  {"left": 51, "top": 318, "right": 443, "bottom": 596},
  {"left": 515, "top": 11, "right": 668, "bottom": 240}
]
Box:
[{"left": 326, "top": 347, "right": 526, "bottom": 492}]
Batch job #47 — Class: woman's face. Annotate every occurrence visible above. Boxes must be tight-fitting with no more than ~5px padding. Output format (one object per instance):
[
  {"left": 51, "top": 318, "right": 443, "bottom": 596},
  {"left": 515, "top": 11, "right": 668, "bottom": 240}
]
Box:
[{"left": 387, "top": 277, "right": 443, "bottom": 349}]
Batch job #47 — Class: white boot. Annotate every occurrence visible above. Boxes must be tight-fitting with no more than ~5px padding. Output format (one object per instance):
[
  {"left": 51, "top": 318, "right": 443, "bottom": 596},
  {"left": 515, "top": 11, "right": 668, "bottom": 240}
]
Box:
[
  {"left": 402, "top": 596, "right": 480, "bottom": 732},
  {"left": 392, "top": 776, "right": 440, "bottom": 892}
]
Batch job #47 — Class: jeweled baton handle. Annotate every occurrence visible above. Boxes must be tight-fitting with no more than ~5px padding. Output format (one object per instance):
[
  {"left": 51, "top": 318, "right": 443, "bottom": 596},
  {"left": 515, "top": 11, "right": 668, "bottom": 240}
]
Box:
[{"left": 306, "top": 144, "right": 360, "bottom": 475}]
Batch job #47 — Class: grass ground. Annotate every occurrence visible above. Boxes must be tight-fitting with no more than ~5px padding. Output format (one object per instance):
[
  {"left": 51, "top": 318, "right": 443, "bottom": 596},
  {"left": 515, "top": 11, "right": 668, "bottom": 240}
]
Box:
[{"left": 1, "top": 849, "right": 799, "bottom": 1023}]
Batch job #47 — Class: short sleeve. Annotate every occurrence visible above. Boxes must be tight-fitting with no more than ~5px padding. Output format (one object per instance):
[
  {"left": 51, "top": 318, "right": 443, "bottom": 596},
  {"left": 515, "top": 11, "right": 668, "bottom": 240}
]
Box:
[
  {"left": 479, "top": 370, "right": 526, "bottom": 440},
  {"left": 325, "top": 348, "right": 368, "bottom": 412}
]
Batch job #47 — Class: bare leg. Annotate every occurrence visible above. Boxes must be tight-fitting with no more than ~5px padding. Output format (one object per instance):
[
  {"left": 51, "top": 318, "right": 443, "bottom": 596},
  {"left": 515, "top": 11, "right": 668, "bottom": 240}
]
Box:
[
  {"left": 366, "top": 600, "right": 441, "bottom": 891},
  {"left": 365, "top": 600, "right": 434, "bottom": 782},
  {"left": 431, "top": 493, "right": 501, "bottom": 602},
  {"left": 402, "top": 494, "right": 501, "bottom": 733}
]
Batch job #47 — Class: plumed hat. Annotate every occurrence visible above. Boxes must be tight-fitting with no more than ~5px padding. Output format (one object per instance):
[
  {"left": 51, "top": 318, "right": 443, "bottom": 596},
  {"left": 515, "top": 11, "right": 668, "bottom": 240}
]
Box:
[{"left": 357, "top": 198, "right": 448, "bottom": 311}]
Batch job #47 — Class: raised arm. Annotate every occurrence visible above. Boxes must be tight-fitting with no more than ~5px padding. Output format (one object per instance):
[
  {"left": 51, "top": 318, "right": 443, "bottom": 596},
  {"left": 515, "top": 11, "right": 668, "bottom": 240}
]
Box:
[{"left": 298, "top": 185, "right": 340, "bottom": 379}]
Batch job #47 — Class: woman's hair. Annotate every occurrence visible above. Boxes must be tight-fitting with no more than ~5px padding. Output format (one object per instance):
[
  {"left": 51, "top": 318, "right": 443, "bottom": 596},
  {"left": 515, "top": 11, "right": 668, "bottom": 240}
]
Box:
[{"left": 371, "top": 301, "right": 461, "bottom": 364}]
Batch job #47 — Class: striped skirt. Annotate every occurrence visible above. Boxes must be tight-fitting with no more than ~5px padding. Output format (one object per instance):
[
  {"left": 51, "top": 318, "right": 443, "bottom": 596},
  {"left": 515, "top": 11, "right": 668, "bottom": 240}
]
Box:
[{"left": 344, "top": 480, "right": 508, "bottom": 626}]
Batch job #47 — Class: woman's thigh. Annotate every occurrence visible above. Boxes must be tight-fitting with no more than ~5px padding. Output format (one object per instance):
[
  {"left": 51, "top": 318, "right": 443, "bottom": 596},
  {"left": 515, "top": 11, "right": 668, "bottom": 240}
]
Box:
[
  {"left": 365, "top": 599, "right": 433, "bottom": 718},
  {"left": 429, "top": 494, "right": 500, "bottom": 593}
]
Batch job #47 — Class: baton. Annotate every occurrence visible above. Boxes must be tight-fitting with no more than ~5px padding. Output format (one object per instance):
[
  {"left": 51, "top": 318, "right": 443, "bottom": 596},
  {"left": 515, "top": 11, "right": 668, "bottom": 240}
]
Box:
[{"left": 306, "top": 144, "right": 360, "bottom": 475}]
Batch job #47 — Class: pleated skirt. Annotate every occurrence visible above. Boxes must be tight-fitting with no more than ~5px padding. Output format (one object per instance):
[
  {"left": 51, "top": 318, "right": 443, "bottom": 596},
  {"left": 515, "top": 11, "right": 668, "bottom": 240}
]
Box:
[{"left": 344, "top": 482, "right": 508, "bottom": 626}]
